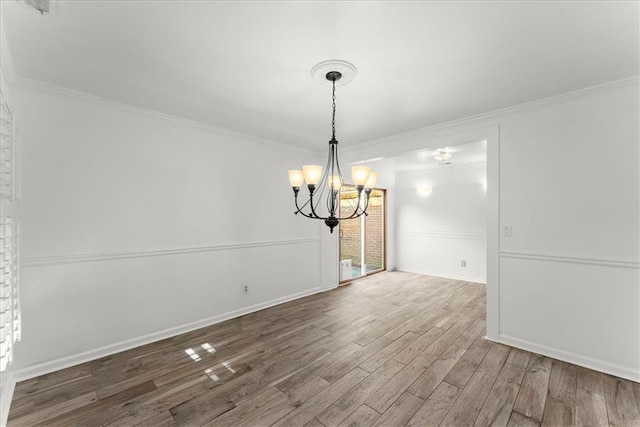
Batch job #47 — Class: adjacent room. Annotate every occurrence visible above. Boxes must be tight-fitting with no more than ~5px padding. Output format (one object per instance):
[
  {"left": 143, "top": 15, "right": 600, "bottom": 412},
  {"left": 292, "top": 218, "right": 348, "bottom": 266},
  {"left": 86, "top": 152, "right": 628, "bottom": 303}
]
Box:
[{"left": 0, "top": 1, "right": 638, "bottom": 426}]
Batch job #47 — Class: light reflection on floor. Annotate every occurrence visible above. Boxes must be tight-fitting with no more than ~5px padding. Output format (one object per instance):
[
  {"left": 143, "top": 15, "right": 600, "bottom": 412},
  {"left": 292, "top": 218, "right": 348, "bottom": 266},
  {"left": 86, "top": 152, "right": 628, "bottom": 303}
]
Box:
[{"left": 184, "top": 343, "right": 238, "bottom": 383}]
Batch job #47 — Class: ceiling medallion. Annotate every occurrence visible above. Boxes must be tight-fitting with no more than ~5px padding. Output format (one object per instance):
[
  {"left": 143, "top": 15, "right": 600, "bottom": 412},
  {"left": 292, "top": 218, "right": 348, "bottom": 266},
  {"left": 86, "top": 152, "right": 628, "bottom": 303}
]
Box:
[{"left": 310, "top": 60, "right": 357, "bottom": 87}]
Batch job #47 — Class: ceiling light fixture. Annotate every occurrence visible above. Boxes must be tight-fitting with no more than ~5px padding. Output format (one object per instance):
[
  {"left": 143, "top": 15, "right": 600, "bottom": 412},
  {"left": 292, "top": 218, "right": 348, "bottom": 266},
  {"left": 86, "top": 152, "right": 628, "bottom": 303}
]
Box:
[
  {"left": 288, "top": 60, "right": 377, "bottom": 233},
  {"left": 417, "top": 186, "right": 433, "bottom": 197},
  {"left": 434, "top": 149, "right": 453, "bottom": 164}
]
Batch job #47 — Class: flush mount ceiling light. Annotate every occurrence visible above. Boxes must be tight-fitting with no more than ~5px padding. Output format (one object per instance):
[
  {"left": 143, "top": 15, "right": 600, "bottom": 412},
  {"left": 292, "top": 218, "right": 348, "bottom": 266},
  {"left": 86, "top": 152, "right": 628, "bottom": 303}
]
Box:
[
  {"left": 288, "top": 60, "right": 377, "bottom": 233},
  {"left": 434, "top": 149, "right": 453, "bottom": 164}
]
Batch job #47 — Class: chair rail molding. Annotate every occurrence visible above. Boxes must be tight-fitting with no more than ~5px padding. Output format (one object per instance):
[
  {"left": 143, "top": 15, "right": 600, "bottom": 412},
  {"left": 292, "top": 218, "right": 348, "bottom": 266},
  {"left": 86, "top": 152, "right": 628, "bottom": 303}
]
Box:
[
  {"left": 398, "top": 231, "right": 487, "bottom": 240},
  {"left": 22, "top": 237, "right": 321, "bottom": 267},
  {"left": 499, "top": 250, "right": 639, "bottom": 269}
]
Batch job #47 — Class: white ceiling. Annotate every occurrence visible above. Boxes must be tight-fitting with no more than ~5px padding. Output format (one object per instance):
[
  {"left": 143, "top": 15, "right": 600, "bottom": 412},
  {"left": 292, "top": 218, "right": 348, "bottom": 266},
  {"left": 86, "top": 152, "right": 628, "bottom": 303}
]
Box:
[
  {"left": 354, "top": 139, "right": 487, "bottom": 174},
  {"left": 2, "top": 1, "right": 638, "bottom": 151}
]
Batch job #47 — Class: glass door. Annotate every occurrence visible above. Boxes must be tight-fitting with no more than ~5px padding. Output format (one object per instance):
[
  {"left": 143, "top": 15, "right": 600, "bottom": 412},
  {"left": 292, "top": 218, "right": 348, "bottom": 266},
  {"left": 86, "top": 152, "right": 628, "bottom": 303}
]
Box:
[{"left": 339, "top": 186, "right": 385, "bottom": 284}]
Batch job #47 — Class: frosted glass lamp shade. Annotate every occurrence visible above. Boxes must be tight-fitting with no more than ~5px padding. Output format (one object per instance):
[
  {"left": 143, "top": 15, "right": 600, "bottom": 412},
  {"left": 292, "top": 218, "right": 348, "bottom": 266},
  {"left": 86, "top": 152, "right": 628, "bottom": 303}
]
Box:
[
  {"left": 302, "top": 165, "right": 322, "bottom": 185},
  {"left": 328, "top": 175, "right": 342, "bottom": 191},
  {"left": 351, "top": 166, "right": 371, "bottom": 186},
  {"left": 288, "top": 170, "right": 304, "bottom": 187},
  {"left": 364, "top": 171, "right": 378, "bottom": 189}
]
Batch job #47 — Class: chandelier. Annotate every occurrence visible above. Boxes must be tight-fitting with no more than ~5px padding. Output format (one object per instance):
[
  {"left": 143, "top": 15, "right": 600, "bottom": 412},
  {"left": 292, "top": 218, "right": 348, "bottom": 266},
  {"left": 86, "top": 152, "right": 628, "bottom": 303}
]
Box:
[{"left": 288, "top": 61, "right": 377, "bottom": 233}]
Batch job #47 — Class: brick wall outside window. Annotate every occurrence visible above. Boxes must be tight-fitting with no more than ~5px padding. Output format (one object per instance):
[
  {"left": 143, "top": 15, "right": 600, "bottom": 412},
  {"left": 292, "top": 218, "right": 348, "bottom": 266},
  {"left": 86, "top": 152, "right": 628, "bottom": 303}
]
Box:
[{"left": 339, "top": 190, "right": 384, "bottom": 271}]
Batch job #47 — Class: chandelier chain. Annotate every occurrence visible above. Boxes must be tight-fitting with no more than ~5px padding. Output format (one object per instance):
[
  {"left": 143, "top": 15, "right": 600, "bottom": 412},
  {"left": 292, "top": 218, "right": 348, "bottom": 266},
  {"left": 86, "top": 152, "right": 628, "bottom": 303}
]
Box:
[{"left": 331, "top": 80, "right": 336, "bottom": 140}]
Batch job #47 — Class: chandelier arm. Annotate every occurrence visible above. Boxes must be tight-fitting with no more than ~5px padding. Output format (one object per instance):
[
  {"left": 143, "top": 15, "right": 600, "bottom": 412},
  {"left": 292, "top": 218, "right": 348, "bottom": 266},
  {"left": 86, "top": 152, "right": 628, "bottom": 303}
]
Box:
[
  {"left": 308, "top": 187, "right": 323, "bottom": 219},
  {"left": 344, "top": 192, "right": 370, "bottom": 220},
  {"left": 360, "top": 191, "right": 372, "bottom": 216},
  {"left": 294, "top": 193, "right": 316, "bottom": 218},
  {"left": 338, "top": 189, "right": 362, "bottom": 220}
]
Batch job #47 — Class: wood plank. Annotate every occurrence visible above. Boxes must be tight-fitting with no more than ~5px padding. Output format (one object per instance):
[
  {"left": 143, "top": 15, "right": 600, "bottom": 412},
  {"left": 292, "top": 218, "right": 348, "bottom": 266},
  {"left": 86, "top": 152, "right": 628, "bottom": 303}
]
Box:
[
  {"left": 8, "top": 392, "right": 97, "bottom": 426},
  {"left": 169, "top": 391, "right": 235, "bottom": 425},
  {"left": 474, "top": 349, "right": 530, "bottom": 426},
  {"left": 275, "top": 342, "right": 362, "bottom": 394},
  {"left": 407, "top": 381, "right": 461, "bottom": 427},
  {"left": 305, "top": 418, "right": 327, "bottom": 427},
  {"left": 317, "top": 359, "right": 404, "bottom": 427},
  {"left": 366, "top": 348, "right": 441, "bottom": 413},
  {"left": 231, "top": 376, "right": 330, "bottom": 427},
  {"left": 133, "top": 411, "right": 177, "bottom": 427},
  {"left": 540, "top": 360, "right": 577, "bottom": 426},
  {"left": 511, "top": 354, "right": 552, "bottom": 423},
  {"left": 337, "top": 404, "right": 380, "bottom": 427},
  {"left": 204, "top": 386, "right": 286, "bottom": 426},
  {"left": 507, "top": 410, "right": 540, "bottom": 427},
  {"left": 406, "top": 345, "right": 467, "bottom": 400},
  {"left": 320, "top": 336, "right": 393, "bottom": 383},
  {"left": 575, "top": 366, "right": 608, "bottom": 427},
  {"left": 34, "top": 380, "right": 157, "bottom": 426},
  {"left": 439, "top": 344, "right": 510, "bottom": 426},
  {"left": 273, "top": 368, "right": 370, "bottom": 426},
  {"left": 443, "top": 334, "right": 492, "bottom": 388},
  {"left": 392, "top": 326, "right": 446, "bottom": 365},
  {"left": 359, "top": 332, "right": 420, "bottom": 373},
  {"left": 603, "top": 375, "right": 640, "bottom": 427},
  {"left": 450, "top": 317, "right": 486, "bottom": 350},
  {"left": 372, "top": 392, "right": 424, "bottom": 426}
]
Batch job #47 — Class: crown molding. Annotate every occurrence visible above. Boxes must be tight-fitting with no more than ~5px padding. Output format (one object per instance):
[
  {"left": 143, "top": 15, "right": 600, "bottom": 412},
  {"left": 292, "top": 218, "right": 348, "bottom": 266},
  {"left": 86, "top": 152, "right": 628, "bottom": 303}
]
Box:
[
  {"left": 342, "top": 75, "right": 639, "bottom": 158},
  {"left": 14, "top": 77, "right": 318, "bottom": 155}
]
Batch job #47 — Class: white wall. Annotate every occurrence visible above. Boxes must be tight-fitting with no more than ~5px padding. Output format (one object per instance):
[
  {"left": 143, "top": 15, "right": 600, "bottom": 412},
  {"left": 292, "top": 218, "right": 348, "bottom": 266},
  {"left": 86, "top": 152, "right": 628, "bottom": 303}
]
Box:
[
  {"left": 340, "top": 78, "right": 640, "bottom": 382},
  {"left": 12, "top": 81, "right": 327, "bottom": 378},
  {"left": 496, "top": 81, "right": 639, "bottom": 381},
  {"left": 395, "top": 162, "right": 487, "bottom": 283}
]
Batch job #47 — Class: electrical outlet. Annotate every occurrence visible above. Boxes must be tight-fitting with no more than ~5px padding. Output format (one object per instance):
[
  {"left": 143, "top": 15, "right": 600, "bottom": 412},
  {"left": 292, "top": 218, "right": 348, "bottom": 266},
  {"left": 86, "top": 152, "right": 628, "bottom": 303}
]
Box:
[
  {"left": 461, "top": 260, "right": 466, "bottom": 267},
  {"left": 503, "top": 225, "right": 512, "bottom": 237},
  {"left": 243, "top": 284, "right": 249, "bottom": 294}
]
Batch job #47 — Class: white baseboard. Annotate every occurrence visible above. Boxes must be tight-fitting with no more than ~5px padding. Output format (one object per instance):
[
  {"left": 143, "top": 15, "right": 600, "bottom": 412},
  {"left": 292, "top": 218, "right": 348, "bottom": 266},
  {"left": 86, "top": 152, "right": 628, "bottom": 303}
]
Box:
[
  {"left": 13, "top": 286, "right": 326, "bottom": 382},
  {"left": 488, "top": 334, "right": 639, "bottom": 383},
  {"left": 397, "top": 267, "right": 486, "bottom": 284},
  {"left": 0, "top": 370, "right": 16, "bottom": 427}
]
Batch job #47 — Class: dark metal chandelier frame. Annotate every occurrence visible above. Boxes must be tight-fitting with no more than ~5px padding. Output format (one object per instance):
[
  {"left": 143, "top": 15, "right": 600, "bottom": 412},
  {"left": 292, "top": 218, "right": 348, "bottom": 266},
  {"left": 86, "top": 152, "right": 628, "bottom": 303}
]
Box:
[{"left": 288, "top": 70, "right": 377, "bottom": 233}]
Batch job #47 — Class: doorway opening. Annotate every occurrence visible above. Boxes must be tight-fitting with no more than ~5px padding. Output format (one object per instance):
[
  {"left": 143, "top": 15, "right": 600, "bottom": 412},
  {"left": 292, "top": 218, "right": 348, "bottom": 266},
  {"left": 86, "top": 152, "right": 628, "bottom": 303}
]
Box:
[{"left": 338, "top": 186, "right": 386, "bottom": 284}]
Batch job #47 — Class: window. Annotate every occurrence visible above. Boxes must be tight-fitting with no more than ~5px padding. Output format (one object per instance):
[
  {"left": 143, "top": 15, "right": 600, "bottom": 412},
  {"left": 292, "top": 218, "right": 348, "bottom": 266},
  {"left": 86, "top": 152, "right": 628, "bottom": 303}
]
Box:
[
  {"left": 339, "top": 186, "right": 385, "bottom": 283},
  {"left": 0, "top": 89, "right": 21, "bottom": 372}
]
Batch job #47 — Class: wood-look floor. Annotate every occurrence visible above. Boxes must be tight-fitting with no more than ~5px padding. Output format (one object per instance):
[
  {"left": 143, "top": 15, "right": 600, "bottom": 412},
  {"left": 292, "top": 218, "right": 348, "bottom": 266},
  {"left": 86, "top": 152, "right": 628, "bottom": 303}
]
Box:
[{"left": 8, "top": 272, "right": 640, "bottom": 426}]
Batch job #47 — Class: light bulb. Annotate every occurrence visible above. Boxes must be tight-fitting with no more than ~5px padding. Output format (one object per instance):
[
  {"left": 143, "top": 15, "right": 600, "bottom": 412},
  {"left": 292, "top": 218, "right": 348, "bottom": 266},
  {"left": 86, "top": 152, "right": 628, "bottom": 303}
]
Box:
[
  {"left": 302, "top": 165, "right": 322, "bottom": 186},
  {"left": 328, "top": 175, "right": 342, "bottom": 191},
  {"left": 351, "top": 166, "right": 371, "bottom": 186},
  {"left": 364, "top": 171, "right": 378, "bottom": 189},
  {"left": 288, "top": 170, "right": 304, "bottom": 187}
]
